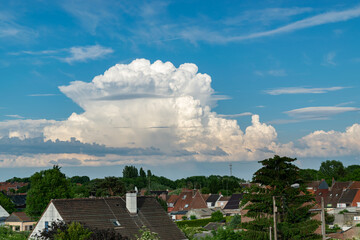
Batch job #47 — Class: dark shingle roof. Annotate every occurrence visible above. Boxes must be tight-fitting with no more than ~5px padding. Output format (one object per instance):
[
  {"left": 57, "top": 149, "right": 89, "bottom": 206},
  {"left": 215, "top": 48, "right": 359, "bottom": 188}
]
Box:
[
  {"left": 51, "top": 197, "right": 186, "bottom": 240},
  {"left": 206, "top": 194, "right": 220, "bottom": 205},
  {"left": 318, "top": 180, "right": 329, "bottom": 190},
  {"left": 338, "top": 189, "right": 358, "bottom": 205},
  {"left": 223, "top": 194, "right": 243, "bottom": 210},
  {"left": 325, "top": 188, "right": 344, "bottom": 208}
]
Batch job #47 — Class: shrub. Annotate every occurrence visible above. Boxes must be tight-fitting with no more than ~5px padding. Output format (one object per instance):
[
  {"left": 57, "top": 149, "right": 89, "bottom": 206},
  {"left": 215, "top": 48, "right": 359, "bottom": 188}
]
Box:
[{"left": 190, "top": 215, "right": 197, "bottom": 220}]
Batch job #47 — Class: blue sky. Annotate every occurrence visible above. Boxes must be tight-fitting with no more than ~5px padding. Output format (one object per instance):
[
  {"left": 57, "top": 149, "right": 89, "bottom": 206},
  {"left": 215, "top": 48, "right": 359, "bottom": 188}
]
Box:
[{"left": 1, "top": 0, "right": 360, "bottom": 180}]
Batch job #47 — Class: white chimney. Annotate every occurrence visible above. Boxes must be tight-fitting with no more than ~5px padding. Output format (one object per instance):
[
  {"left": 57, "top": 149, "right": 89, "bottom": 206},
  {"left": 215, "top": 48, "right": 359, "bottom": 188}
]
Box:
[{"left": 126, "top": 192, "right": 137, "bottom": 214}]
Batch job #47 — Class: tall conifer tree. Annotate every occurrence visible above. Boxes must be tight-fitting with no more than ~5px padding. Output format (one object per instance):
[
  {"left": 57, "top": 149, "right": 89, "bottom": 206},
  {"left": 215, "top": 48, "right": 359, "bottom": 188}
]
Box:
[{"left": 241, "top": 155, "right": 321, "bottom": 240}]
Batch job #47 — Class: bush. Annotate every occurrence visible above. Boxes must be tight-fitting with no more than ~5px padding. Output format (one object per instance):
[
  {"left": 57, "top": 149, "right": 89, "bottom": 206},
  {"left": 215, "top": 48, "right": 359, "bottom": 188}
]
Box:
[
  {"left": 0, "top": 226, "right": 28, "bottom": 240},
  {"left": 211, "top": 211, "right": 224, "bottom": 222},
  {"left": 182, "top": 216, "right": 188, "bottom": 220},
  {"left": 190, "top": 215, "right": 197, "bottom": 220},
  {"left": 339, "top": 209, "right": 349, "bottom": 214}
]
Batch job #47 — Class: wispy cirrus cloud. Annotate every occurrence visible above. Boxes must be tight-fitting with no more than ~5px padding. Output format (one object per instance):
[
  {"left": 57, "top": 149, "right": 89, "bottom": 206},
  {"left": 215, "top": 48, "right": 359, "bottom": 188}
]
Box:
[
  {"left": 285, "top": 106, "right": 360, "bottom": 120},
  {"left": 27, "top": 94, "right": 58, "bottom": 97},
  {"left": 255, "top": 69, "right": 287, "bottom": 77},
  {"left": 63, "top": 45, "right": 114, "bottom": 63},
  {"left": 265, "top": 86, "right": 347, "bottom": 95},
  {"left": 322, "top": 52, "right": 337, "bottom": 66},
  {"left": 226, "top": 6, "right": 360, "bottom": 42},
  {"left": 11, "top": 44, "right": 114, "bottom": 63},
  {"left": 218, "top": 112, "right": 252, "bottom": 118},
  {"left": 5, "top": 114, "right": 24, "bottom": 119}
]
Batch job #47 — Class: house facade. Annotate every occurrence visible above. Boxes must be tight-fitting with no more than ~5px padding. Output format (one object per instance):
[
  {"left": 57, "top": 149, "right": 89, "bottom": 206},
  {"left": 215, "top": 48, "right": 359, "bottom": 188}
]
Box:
[
  {"left": 30, "top": 194, "right": 186, "bottom": 240},
  {"left": 5, "top": 212, "right": 36, "bottom": 231},
  {"left": 0, "top": 205, "right": 9, "bottom": 225}
]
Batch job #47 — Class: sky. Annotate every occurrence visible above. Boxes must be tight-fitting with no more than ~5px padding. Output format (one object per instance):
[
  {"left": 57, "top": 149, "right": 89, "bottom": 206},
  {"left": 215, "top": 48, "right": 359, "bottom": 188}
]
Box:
[{"left": 1, "top": 0, "right": 360, "bottom": 181}]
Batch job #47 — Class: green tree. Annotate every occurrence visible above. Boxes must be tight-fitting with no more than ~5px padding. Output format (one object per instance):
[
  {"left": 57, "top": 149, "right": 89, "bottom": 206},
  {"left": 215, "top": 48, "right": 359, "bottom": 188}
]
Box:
[
  {"left": 100, "top": 177, "right": 126, "bottom": 196},
  {"left": 319, "top": 160, "right": 345, "bottom": 184},
  {"left": 299, "top": 169, "right": 322, "bottom": 182},
  {"left": 136, "top": 226, "right": 159, "bottom": 240},
  {"left": 211, "top": 211, "right": 224, "bottom": 222},
  {"left": 202, "top": 227, "right": 244, "bottom": 240},
  {"left": 0, "top": 192, "right": 15, "bottom": 214},
  {"left": 228, "top": 214, "right": 241, "bottom": 229},
  {"left": 123, "top": 166, "right": 139, "bottom": 178},
  {"left": 139, "top": 168, "right": 146, "bottom": 178},
  {"left": 0, "top": 226, "right": 28, "bottom": 240},
  {"left": 54, "top": 222, "right": 92, "bottom": 240},
  {"left": 26, "top": 166, "right": 73, "bottom": 218},
  {"left": 242, "top": 155, "right": 321, "bottom": 240}
]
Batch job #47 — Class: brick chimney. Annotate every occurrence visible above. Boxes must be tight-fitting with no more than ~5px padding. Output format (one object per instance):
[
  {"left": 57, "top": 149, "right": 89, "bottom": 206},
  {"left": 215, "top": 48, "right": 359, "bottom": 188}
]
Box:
[{"left": 126, "top": 191, "right": 137, "bottom": 214}]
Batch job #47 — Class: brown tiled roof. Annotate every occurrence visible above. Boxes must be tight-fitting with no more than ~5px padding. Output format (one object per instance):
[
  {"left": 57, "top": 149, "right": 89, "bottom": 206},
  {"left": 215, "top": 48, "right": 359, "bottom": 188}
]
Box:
[
  {"left": 172, "top": 190, "right": 207, "bottom": 212},
  {"left": 306, "top": 181, "right": 321, "bottom": 189},
  {"left": 189, "top": 191, "right": 207, "bottom": 210},
  {"left": 51, "top": 197, "right": 186, "bottom": 240},
  {"left": 350, "top": 181, "right": 360, "bottom": 189},
  {"left": 331, "top": 181, "right": 352, "bottom": 190},
  {"left": 0, "top": 182, "right": 28, "bottom": 192},
  {"left": 167, "top": 194, "right": 179, "bottom": 203},
  {"left": 325, "top": 188, "right": 344, "bottom": 208},
  {"left": 6, "top": 212, "right": 33, "bottom": 222}
]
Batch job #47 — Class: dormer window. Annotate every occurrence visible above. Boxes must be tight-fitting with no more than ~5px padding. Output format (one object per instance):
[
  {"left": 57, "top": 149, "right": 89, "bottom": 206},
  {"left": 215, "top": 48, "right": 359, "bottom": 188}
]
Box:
[
  {"left": 184, "top": 204, "right": 189, "bottom": 208},
  {"left": 183, "top": 195, "right": 187, "bottom": 200}
]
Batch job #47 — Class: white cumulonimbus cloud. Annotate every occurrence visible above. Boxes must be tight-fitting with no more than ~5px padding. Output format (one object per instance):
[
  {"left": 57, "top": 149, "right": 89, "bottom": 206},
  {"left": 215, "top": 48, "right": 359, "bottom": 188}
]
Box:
[
  {"left": 43, "top": 59, "right": 278, "bottom": 162},
  {"left": 1, "top": 59, "right": 360, "bottom": 167}
]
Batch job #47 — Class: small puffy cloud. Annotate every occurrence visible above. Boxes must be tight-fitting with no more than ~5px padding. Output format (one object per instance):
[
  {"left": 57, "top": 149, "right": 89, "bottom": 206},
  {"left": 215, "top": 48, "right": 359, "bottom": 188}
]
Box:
[{"left": 265, "top": 86, "right": 347, "bottom": 95}]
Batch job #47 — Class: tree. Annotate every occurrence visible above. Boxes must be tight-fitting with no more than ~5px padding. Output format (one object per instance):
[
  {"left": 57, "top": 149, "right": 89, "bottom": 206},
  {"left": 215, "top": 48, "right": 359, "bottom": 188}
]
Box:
[
  {"left": 26, "top": 166, "right": 73, "bottom": 218},
  {"left": 211, "top": 211, "right": 224, "bottom": 222},
  {"left": 35, "top": 221, "right": 127, "bottom": 240},
  {"left": 139, "top": 168, "right": 146, "bottom": 179},
  {"left": 99, "top": 177, "right": 125, "bottom": 196},
  {"left": 123, "top": 166, "right": 139, "bottom": 178},
  {"left": 319, "top": 160, "right": 345, "bottom": 184},
  {"left": 0, "top": 192, "right": 15, "bottom": 214},
  {"left": 241, "top": 155, "right": 321, "bottom": 240},
  {"left": 299, "top": 169, "right": 322, "bottom": 182},
  {"left": 228, "top": 214, "right": 241, "bottom": 229},
  {"left": 135, "top": 226, "right": 159, "bottom": 240},
  {"left": 54, "top": 222, "right": 92, "bottom": 240}
]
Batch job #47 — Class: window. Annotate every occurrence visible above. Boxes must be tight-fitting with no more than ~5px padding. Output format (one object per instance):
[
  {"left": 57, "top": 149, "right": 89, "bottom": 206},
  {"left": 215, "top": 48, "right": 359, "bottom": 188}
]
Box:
[
  {"left": 111, "top": 219, "right": 121, "bottom": 226},
  {"left": 184, "top": 204, "right": 189, "bottom": 208},
  {"left": 45, "top": 221, "right": 49, "bottom": 231},
  {"left": 183, "top": 195, "right": 187, "bottom": 200},
  {"left": 29, "top": 225, "right": 33, "bottom": 230},
  {"left": 355, "top": 216, "right": 360, "bottom": 221},
  {"left": 15, "top": 226, "right": 20, "bottom": 231}
]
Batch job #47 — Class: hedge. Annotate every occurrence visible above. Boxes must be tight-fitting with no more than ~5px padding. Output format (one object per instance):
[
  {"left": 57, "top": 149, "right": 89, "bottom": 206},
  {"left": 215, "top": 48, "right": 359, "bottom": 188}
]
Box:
[{"left": 176, "top": 218, "right": 213, "bottom": 228}]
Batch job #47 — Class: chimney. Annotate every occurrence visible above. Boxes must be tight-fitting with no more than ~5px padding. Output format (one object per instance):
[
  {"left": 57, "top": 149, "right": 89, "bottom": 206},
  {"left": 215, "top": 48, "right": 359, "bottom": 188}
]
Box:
[{"left": 126, "top": 191, "right": 137, "bottom": 214}]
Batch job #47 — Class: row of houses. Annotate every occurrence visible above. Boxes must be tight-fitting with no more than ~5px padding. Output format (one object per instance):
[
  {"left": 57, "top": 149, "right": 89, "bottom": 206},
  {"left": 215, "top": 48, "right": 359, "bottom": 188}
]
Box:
[
  {"left": 307, "top": 180, "right": 360, "bottom": 208},
  {"left": 150, "top": 189, "right": 245, "bottom": 220}
]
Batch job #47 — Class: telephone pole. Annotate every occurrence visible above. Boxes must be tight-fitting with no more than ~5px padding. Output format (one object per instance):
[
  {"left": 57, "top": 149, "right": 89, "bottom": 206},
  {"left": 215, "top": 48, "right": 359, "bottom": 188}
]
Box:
[
  {"left": 273, "top": 196, "right": 278, "bottom": 240},
  {"left": 229, "top": 163, "right": 232, "bottom": 176},
  {"left": 321, "top": 197, "right": 326, "bottom": 240},
  {"left": 269, "top": 226, "right": 272, "bottom": 240}
]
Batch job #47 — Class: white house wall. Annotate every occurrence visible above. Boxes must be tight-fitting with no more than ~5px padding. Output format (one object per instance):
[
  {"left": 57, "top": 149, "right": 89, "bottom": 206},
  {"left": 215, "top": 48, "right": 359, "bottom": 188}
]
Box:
[{"left": 29, "top": 202, "right": 63, "bottom": 239}]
